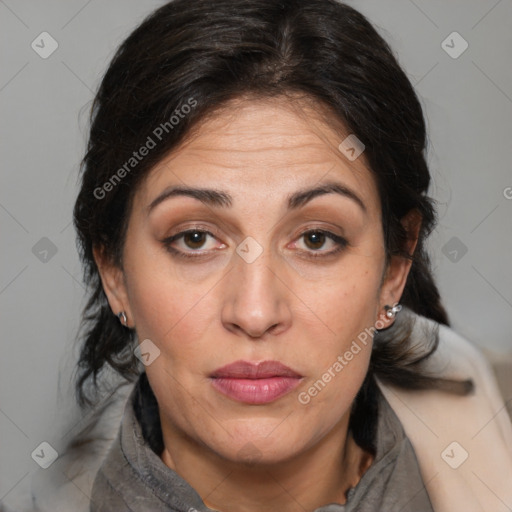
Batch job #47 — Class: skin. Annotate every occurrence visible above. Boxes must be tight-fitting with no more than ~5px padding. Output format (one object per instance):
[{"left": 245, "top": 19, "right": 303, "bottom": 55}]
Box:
[{"left": 95, "top": 95, "right": 420, "bottom": 512}]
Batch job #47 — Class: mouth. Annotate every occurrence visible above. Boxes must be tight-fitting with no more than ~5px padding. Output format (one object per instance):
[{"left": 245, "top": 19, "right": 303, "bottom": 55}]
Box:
[{"left": 210, "top": 360, "right": 303, "bottom": 405}]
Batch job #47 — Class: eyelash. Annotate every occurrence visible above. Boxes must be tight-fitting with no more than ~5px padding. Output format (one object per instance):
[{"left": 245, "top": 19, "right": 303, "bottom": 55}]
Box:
[{"left": 162, "top": 228, "right": 348, "bottom": 260}]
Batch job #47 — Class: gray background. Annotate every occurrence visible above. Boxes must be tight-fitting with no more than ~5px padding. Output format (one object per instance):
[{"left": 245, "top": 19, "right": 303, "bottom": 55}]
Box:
[{"left": 1, "top": 0, "right": 511, "bottom": 509}]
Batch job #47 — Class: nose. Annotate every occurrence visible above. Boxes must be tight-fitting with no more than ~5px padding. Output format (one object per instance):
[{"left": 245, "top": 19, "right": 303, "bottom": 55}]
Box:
[{"left": 221, "top": 247, "right": 292, "bottom": 339}]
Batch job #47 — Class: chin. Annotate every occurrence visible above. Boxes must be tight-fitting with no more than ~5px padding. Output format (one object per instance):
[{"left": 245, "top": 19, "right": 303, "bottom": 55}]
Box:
[{"left": 207, "top": 428, "right": 305, "bottom": 467}]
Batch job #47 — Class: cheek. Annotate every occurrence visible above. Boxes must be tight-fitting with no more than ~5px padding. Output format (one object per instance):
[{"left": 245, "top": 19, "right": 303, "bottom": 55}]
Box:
[
  {"left": 307, "top": 257, "right": 383, "bottom": 342},
  {"left": 122, "top": 238, "right": 216, "bottom": 345},
  {"left": 297, "top": 268, "right": 377, "bottom": 428},
  {"left": 128, "top": 274, "right": 214, "bottom": 347}
]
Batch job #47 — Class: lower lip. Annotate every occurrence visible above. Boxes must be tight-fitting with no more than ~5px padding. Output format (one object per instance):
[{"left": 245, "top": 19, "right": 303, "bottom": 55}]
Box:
[{"left": 211, "top": 377, "right": 302, "bottom": 404}]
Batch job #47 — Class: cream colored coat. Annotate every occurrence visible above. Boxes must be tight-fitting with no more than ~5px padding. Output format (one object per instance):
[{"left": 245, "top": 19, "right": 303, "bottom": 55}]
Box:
[
  {"left": 378, "top": 317, "right": 512, "bottom": 512},
  {"left": 12, "top": 314, "right": 512, "bottom": 512}
]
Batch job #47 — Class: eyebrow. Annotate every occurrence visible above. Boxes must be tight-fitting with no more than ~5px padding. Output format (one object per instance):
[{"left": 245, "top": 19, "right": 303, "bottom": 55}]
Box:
[{"left": 147, "top": 181, "right": 366, "bottom": 214}]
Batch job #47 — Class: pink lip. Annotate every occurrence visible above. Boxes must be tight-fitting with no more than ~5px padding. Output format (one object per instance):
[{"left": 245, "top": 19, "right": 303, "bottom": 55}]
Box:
[{"left": 210, "top": 360, "right": 303, "bottom": 404}]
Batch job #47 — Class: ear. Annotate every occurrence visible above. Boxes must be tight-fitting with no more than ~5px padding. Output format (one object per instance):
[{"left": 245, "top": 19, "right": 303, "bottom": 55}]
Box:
[
  {"left": 93, "top": 245, "right": 133, "bottom": 327},
  {"left": 378, "top": 209, "right": 422, "bottom": 325}
]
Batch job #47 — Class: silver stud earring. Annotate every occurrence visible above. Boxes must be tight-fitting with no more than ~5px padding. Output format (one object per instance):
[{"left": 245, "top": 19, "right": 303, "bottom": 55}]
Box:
[
  {"left": 117, "top": 311, "right": 128, "bottom": 326},
  {"left": 385, "top": 302, "right": 402, "bottom": 319}
]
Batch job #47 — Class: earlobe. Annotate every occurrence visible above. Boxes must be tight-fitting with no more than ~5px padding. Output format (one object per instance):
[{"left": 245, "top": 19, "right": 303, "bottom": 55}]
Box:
[
  {"left": 384, "top": 303, "right": 402, "bottom": 319},
  {"left": 375, "top": 302, "right": 402, "bottom": 330},
  {"left": 92, "top": 245, "right": 132, "bottom": 325}
]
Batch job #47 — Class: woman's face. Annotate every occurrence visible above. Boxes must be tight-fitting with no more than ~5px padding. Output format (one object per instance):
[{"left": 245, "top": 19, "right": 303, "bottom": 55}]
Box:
[{"left": 98, "top": 97, "right": 411, "bottom": 464}]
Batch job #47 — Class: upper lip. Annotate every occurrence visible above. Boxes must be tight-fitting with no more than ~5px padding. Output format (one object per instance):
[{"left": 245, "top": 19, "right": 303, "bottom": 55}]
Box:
[{"left": 211, "top": 360, "right": 302, "bottom": 379}]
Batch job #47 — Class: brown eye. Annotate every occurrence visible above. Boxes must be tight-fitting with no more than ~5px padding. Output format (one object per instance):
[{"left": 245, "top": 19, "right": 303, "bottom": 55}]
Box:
[
  {"left": 162, "top": 228, "right": 226, "bottom": 260},
  {"left": 303, "top": 231, "right": 327, "bottom": 250},
  {"left": 293, "top": 229, "right": 348, "bottom": 259},
  {"left": 183, "top": 231, "right": 207, "bottom": 249}
]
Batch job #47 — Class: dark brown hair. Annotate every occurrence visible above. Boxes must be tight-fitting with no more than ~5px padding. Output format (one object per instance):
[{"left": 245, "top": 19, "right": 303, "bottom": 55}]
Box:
[{"left": 73, "top": 0, "right": 472, "bottom": 410}]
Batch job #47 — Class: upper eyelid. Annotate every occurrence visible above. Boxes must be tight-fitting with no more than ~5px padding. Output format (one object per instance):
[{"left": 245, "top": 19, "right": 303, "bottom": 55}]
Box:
[{"left": 164, "top": 229, "right": 220, "bottom": 244}]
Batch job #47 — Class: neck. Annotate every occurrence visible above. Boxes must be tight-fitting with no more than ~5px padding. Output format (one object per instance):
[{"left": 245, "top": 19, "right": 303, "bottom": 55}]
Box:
[{"left": 160, "top": 411, "right": 373, "bottom": 512}]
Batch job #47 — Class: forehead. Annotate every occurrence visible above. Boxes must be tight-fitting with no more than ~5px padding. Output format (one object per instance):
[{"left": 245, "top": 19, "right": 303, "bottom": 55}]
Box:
[{"left": 137, "top": 96, "right": 379, "bottom": 213}]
